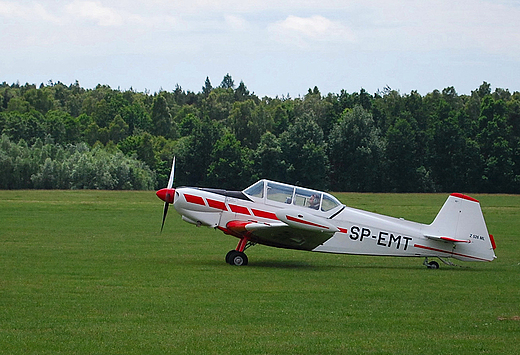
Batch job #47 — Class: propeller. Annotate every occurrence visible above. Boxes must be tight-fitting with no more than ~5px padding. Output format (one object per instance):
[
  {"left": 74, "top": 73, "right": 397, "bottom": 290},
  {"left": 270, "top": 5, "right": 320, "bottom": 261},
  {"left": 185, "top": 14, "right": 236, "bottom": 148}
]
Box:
[
  {"left": 161, "top": 200, "right": 169, "bottom": 233},
  {"left": 167, "top": 156, "right": 175, "bottom": 190},
  {"left": 158, "top": 157, "right": 176, "bottom": 232}
]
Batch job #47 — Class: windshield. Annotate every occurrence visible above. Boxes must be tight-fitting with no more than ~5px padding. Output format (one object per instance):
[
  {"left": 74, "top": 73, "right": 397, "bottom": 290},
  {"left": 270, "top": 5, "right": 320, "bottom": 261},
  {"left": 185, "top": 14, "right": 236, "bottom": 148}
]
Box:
[
  {"left": 243, "top": 180, "right": 264, "bottom": 198},
  {"left": 321, "top": 193, "right": 341, "bottom": 212}
]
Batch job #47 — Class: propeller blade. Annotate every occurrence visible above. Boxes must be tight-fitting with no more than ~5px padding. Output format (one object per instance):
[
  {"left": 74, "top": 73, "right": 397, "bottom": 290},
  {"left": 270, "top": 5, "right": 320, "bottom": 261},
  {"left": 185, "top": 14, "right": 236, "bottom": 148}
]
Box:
[
  {"left": 167, "top": 157, "right": 175, "bottom": 189},
  {"left": 160, "top": 157, "right": 176, "bottom": 232},
  {"left": 161, "top": 200, "right": 169, "bottom": 233}
]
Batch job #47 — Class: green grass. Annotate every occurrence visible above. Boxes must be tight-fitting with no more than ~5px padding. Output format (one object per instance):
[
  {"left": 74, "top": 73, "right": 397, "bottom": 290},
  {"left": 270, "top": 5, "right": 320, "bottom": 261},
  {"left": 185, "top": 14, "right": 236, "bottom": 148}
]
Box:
[{"left": 1, "top": 190, "right": 519, "bottom": 354}]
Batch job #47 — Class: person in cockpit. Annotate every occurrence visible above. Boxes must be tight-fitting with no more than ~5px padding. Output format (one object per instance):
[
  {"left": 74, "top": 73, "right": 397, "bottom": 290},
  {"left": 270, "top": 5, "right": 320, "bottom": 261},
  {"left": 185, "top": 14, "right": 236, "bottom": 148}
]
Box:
[{"left": 308, "top": 194, "right": 320, "bottom": 209}]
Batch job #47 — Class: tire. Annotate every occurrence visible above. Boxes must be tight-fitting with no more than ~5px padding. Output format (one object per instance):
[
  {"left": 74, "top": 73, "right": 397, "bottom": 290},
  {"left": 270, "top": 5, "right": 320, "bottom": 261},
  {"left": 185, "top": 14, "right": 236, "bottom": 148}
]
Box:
[
  {"left": 225, "top": 250, "right": 235, "bottom": 264},
  {"left": 428, "top": 261, "right": 440, "bottom": 269}
]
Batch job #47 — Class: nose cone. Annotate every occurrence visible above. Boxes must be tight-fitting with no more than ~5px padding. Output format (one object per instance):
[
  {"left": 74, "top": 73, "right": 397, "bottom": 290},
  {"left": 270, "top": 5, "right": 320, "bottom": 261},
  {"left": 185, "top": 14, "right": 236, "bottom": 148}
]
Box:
[{"left": 156, "top": 188, "right": 175, "bottom": 203}]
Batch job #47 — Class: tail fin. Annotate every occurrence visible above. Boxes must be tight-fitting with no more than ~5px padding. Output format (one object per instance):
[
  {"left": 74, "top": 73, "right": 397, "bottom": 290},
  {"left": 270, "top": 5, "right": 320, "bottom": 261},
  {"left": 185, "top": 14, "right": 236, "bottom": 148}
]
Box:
[{"left": 425, "top": 193, "right": 496, "bottom": 262}]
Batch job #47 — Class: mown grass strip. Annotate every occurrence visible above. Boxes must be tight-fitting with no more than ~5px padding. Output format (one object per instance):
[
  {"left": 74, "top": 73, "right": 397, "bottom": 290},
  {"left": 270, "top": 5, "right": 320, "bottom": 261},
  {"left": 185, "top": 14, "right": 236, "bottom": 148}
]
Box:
[{"left": 1, "top": 191, "right": 519, "bottom": 354}]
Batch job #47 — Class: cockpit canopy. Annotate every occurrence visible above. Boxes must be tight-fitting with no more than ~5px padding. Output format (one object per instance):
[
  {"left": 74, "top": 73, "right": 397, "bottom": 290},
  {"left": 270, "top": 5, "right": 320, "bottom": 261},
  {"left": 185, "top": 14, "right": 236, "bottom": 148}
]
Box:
[{"left": 243, "top": 180, "right": 343, "bottom": 213}]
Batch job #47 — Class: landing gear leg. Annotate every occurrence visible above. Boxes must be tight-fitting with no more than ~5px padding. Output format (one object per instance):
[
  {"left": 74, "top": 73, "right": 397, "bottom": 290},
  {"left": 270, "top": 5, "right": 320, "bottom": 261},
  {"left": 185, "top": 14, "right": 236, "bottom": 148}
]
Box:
[{"left": 423, "top": 257, "right": 440, "bottom": 269}]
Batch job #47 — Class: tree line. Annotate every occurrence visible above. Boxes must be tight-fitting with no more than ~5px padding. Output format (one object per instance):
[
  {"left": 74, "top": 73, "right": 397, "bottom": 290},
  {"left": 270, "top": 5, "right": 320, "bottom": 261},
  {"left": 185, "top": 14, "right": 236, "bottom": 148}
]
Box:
[{"left": 1, "top": 77, "right": 519, "bottom": 193}]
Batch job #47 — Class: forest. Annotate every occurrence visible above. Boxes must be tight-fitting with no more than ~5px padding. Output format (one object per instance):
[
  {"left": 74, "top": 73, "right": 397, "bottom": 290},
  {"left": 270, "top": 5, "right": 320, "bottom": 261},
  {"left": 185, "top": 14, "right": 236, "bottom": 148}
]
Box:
[{"left": 1, "top": 76, "right": 519, "bottom": 193}]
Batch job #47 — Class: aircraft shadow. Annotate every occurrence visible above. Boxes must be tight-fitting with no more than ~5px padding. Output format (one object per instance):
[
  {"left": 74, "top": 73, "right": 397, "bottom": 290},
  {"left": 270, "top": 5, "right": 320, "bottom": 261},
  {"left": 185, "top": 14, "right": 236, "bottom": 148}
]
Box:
[
  {"left": 249, "top": 260, "right": 319, "bottom": 269},
  {"left": 196, "top": 258, "right": 481, "bottom": 271},
  {"left": 249, "top": 261, "right": 477, "bottom": 271}
]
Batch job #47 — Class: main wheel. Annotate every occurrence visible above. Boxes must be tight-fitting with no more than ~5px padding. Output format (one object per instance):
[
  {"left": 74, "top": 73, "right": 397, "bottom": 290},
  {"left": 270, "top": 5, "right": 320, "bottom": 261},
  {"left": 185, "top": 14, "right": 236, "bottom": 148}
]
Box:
[
  {"left": 428, "top": 261, "right": 440, "bottom": 269},
  {"left": 227, "top": 251, "right": 248, "bottom": 266},
  {"left": 225, "top": 250, "right": 235, "bottom": 264}
]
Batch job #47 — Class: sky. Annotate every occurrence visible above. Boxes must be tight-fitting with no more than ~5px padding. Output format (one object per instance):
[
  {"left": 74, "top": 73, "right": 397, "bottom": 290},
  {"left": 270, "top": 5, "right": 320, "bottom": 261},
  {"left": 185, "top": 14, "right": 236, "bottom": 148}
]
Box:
[{"left": 1, "top": 0, "right": 520, "bottom": 97}]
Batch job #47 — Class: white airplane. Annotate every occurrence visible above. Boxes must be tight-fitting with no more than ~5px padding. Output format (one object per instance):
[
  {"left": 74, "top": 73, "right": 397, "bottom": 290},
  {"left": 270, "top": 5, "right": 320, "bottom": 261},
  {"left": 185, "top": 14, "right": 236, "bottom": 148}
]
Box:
[{"left": 157, "top": 158, "right": 496, "bottom": 268}]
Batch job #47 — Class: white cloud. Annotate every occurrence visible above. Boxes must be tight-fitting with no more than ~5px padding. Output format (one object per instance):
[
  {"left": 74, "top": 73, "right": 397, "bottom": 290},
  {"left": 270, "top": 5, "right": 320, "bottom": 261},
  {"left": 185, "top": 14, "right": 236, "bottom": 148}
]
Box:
[
  {"left": 1, "top": 0, "right": 518, "bottom": 56},
  {"left": 144, "top": 0, "right": 359, "bottom": 14},
  {"left": 0, "top": 1, "right": 60, "bottom": 23},
  {"left": 65, "top": 1, "right": 124, "bottom": 27},
  {"left": 224, "top": 14, "right": 248, "bottom": 31},
  {"left": 269, "top": 15, "right": 356, "bottom": 48},
  {"left": 2, "top": 0, "right": 520, "bottom": 95}
]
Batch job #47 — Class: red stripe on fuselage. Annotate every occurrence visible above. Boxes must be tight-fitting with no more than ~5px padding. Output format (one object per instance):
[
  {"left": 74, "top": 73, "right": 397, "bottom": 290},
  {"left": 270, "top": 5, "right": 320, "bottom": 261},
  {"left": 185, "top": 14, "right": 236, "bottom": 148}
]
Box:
[
  {"left": 252, "top": 209, "right": 278, "bottom": 220},
  {"left": 286, "top": 215, "right": 330, "bottom": 229},
  {"left": 229, "top": 204, "right": 250, "bottom": 215},
  {"left": 207, "top": 198, "right": 227, "bottom": 210},
  {"left": 184, "top": 194, "right": 206, "bottom": 206}
]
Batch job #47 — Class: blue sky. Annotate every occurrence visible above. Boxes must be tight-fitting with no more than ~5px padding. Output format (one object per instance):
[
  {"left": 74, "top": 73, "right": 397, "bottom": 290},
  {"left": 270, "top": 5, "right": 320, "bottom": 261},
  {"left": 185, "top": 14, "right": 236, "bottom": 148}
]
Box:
[{"left": 2, "top": 0, "right": 519, "bottom": 97}]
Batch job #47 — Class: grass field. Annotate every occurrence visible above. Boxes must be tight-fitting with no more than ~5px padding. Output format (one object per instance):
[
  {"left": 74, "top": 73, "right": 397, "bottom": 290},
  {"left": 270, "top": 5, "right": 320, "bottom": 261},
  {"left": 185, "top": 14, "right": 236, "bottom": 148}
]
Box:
[{"left": 1, "top": 190, "right": 519, "bottom": 354}]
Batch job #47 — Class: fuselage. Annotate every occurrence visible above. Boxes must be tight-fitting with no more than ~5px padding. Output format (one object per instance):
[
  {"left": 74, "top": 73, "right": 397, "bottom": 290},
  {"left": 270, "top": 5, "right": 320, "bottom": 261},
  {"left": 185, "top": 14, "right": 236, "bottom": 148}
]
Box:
[{"left": 157, "top": 179, "right": 496, "bottom": 262}]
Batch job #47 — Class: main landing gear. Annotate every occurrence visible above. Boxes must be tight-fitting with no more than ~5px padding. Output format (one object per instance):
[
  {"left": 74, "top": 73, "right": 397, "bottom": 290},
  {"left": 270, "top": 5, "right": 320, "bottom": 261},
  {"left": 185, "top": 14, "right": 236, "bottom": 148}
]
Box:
[
  {"left": 226, "top": 237, "right": 256, "bottom": 266},
  {"left": 226, "top": 250, "right": 248, "bottom": 266},
  {"left": 423, "top": 257, "right": 440, "bottom": 269}
]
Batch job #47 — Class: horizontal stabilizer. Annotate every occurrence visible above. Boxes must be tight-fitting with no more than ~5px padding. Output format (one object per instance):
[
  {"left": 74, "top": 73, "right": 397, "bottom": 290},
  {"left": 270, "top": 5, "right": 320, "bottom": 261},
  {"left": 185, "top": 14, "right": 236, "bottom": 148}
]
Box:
[{"left": 424, "top": 235, "right": 471, "bottom": 243}]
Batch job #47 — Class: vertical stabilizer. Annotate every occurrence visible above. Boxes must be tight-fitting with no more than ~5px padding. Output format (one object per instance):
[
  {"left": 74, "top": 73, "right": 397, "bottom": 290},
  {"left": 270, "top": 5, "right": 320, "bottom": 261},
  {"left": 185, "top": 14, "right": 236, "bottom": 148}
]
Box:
[{"left": 425, "top": 193, "right": 496, "bottom": 262}]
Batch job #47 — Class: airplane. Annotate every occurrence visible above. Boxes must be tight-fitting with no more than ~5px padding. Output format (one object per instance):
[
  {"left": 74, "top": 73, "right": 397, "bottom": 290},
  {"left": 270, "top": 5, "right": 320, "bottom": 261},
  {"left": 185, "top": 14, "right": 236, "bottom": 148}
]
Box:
[{"left": 156, "top": 158, "right": 496, "bottom": 268}]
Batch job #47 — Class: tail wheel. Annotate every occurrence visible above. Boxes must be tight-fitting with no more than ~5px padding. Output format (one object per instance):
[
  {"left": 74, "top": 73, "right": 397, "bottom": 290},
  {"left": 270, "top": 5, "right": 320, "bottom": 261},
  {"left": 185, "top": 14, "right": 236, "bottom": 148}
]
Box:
[{"left": 428, "top": 261, "right": 440, "bottom": 269}]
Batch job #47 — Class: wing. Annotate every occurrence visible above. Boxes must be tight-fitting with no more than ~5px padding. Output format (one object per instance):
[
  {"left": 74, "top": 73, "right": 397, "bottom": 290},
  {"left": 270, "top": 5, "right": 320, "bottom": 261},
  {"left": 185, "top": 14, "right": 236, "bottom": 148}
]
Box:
[{"left": 225, "top": 209, "right": 338, "bottom": 251}]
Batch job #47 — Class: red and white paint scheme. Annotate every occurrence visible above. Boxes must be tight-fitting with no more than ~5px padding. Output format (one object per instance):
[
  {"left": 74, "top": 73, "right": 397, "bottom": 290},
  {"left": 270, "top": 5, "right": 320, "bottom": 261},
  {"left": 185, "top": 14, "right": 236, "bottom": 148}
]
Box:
[{"left": 157, "top": 159, "right": 497, "bottom": 268}]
